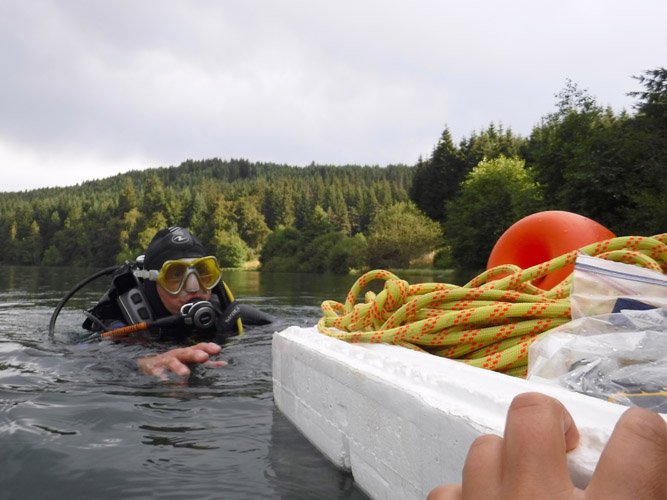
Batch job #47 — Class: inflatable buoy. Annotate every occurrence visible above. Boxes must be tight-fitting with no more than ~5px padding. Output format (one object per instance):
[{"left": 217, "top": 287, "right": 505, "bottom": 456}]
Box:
[{"left": 487, "top": 211, "right": 615, "bottom": 290}]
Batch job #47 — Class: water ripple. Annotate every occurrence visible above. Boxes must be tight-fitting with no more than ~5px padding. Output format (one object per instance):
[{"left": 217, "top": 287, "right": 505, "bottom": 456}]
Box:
[{"left": 0, "top": 268, "right": 369, "bottom": 499}]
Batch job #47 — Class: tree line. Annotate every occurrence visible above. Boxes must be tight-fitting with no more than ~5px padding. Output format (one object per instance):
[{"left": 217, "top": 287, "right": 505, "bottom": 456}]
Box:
[
  {"left": 1, "top": 67, "right": 664, "bottom": 274},
  {"left": 412, "top": 68, "right": 667, "bottom": 271},
  {"left": 0, "top": 161, "right": 424, "bottom": 272}
]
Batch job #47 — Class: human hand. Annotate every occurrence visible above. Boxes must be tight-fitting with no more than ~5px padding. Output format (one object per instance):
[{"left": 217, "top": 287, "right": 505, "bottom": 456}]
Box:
[
  {"left": 137, "top": 342, "right": 227, "bottom": 379},
  {"left": 428, "top": 392, "right": 667, "bottom": 500}
]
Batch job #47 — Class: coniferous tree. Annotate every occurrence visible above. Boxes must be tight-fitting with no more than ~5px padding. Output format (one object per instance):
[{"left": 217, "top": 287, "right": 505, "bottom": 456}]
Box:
[{"left": 410, "top": 127, "right": 468, "bottom": 222}]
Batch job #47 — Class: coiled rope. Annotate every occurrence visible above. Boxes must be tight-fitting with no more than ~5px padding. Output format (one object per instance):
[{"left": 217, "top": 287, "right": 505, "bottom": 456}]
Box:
[{"left": 318, "top": 234, "right": 667, "bottom": 378}]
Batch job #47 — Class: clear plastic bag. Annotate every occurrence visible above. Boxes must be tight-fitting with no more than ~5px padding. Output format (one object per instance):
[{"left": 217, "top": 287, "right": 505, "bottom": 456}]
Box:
[
  {"left": 528, "top": 255, "right": 667, "bottom": 413},
  {"left": 570, "top": 253, "right": 667, "bottom": 319}
]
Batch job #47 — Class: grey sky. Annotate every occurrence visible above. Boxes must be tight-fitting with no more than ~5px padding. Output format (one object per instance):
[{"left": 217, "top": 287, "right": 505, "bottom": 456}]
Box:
[{"left": 1, "top": 0, "right": 665, "bottom": 192}]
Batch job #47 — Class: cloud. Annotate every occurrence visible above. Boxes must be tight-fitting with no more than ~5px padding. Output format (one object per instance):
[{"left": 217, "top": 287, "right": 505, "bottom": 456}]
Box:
[
  {"left": 0, "top": 138, "right": 150, "bottom": 191},
  {"left": 0, "top": 0, "right": 665, "bottom": 191}
]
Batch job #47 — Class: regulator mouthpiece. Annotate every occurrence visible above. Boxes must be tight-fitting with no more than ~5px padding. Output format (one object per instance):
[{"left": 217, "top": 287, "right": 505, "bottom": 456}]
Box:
[{"left": 180, "top": 300, "right": 216, "bottom": 330}]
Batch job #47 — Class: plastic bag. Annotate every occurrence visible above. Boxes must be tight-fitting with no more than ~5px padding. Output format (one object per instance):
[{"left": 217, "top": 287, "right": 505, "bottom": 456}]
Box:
[
  {"left": 528, "top": 255, "right": 667, "bottom": 413},
  {"left": 570, "top": 253, "right": 667, "bottom": 319}
]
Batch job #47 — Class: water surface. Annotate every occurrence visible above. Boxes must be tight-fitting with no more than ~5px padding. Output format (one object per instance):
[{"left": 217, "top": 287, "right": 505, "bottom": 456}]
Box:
[{"left": 0, "top": 266, "right": 377, "bottom": 500}]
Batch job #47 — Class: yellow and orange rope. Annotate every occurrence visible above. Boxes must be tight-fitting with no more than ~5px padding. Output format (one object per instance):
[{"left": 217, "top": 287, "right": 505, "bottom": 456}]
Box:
[{"left": 318, "top": 234, "right": 667, "bottom": 378}]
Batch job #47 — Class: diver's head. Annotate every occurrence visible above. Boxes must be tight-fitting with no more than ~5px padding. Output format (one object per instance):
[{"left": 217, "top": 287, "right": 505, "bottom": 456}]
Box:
[
  {"left": 143, "top": 227, "right": 220, "bottom": 315},
  {"left": 144, "top": 227, "right": 207, "bottom": 270}
]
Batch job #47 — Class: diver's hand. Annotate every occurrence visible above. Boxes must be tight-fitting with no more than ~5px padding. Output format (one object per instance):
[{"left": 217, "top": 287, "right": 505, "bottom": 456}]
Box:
[
  {"left": 428, "top": 392, "right": 667, "bottom": 500},
  {"left": 137, "top": 342, "right": 227, "bottom": 379}
]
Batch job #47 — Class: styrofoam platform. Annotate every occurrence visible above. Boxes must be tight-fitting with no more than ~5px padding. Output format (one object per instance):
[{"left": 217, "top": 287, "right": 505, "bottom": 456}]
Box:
[{"left": 272, "top": 326, "right": 657, "bottom": 500}]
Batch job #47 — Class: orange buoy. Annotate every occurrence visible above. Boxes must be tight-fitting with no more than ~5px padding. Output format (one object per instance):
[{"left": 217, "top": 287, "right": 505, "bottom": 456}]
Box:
[{"left": 487, "top": 211, "right": 615, "bottom": 290}]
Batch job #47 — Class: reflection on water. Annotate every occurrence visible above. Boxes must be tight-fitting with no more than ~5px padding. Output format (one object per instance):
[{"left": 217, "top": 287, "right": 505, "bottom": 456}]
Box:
[{"left": 0, "top": 266, "right": 379, "bottom": 500}]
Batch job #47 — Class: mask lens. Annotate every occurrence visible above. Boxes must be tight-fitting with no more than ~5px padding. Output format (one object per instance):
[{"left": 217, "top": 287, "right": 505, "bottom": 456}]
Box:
[
  {"left": 156, "top": 257, "right": 221, "bottom": 294},
  {"left": 193, "top": 256, "right": 222, "bottom": 289},
  {"left": 158, "top": 260, "right": 190, "bottom": 293}
]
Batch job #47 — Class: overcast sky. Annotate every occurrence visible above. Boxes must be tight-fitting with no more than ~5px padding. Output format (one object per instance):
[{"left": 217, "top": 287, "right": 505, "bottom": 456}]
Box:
[{"left": 1, "top": 1, "right": 665, "bottom": 192}]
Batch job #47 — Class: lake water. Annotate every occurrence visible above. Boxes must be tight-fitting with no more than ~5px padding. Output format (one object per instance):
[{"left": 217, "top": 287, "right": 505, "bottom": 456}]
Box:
[{"left": 0, "top": 266, "right": 383, "bottom": 500}]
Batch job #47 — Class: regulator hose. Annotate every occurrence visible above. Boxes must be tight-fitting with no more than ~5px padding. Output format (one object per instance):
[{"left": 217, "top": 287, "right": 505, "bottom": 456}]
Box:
[
  {"left": 48, "top": 265, "right": 119, "bottom": 339},
  {"left": 99, "top": 300, "right": 219, "bottom": 339},
  {"left": 318, "top": 234, "right": 667, "bottom": 378}
]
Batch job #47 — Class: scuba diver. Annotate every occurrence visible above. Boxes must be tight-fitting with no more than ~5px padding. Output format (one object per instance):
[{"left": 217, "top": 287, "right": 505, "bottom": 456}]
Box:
[{"left": 63, "top": 226, "right": 274, "bottom": 378}]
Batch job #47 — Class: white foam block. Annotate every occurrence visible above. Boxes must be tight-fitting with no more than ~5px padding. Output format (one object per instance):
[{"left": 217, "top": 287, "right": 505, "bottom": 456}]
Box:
[{"left": 272, "top": 326, "right": 654, "bottom": 500}]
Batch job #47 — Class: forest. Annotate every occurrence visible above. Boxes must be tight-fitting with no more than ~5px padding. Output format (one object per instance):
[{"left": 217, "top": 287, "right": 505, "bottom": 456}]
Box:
[{"left": 0, "top": 68, "right": 665, "bottom": 275}]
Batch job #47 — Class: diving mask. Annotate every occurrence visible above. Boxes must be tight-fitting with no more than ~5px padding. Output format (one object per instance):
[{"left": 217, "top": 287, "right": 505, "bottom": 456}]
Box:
[{"left": 137, "top": 256, "right": 223, "bottom": 295}]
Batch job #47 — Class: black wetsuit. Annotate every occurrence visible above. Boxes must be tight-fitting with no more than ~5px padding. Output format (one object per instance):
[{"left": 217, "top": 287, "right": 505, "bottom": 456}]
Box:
[{"left": 83, "top": 270, "right": 273, "bottom": 341}]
